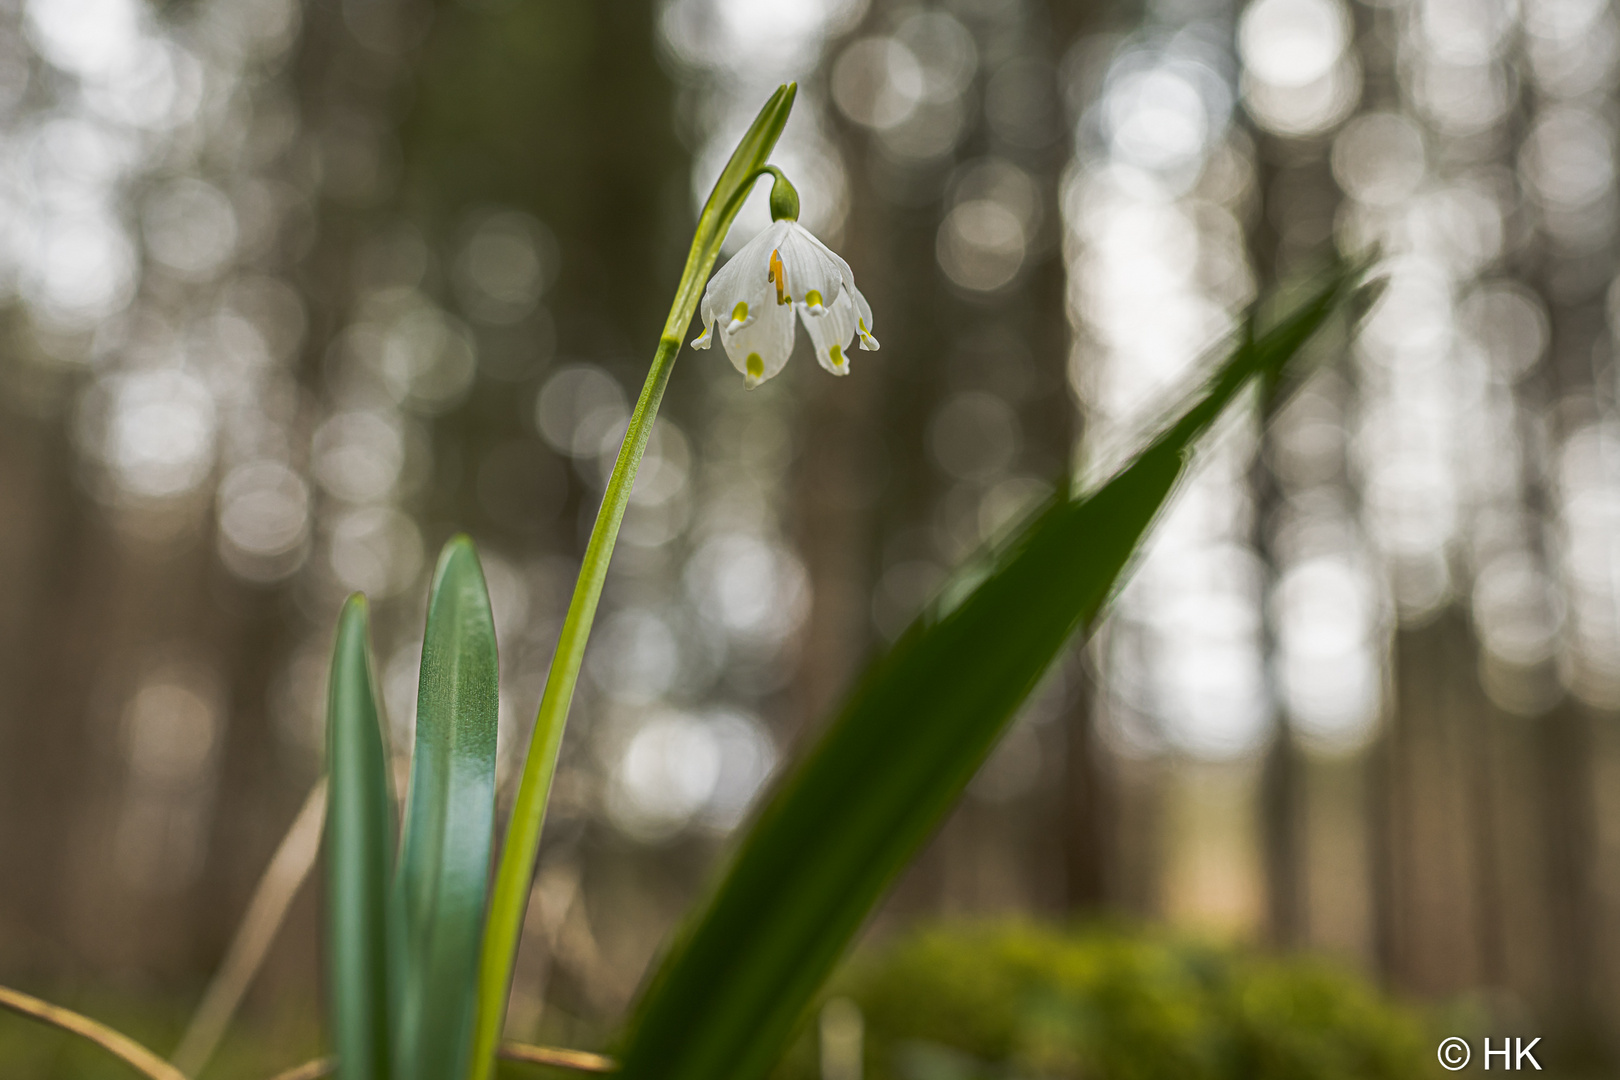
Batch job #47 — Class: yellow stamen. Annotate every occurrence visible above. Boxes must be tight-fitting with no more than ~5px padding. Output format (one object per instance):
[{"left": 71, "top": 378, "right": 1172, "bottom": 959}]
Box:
[
  {"left": 746, "top": 353, "right": 764, "bottom": 380},
  {"left": 804, "top": 289, "right": 823, "bottom": 309},
  {"left": 770, "top": 249, "right": 788, "bottom": 305}
]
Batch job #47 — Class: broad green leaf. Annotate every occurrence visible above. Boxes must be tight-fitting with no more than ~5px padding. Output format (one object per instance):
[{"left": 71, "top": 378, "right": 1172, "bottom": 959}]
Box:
[
  {"left": 325, "top": 594, "right": 393, "bottom": 1080},
  {"left": 616, "top": 262, "right": 1367, "bottom": 1080},
  {"left": 468, "top": 84, "right": 799, "bottom": 1080},
  {"left": 393, "top": 536, "right": 499, "bottom": 1080}
]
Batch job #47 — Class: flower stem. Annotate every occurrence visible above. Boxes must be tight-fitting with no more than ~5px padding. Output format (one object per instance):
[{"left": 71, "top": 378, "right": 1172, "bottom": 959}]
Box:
[{"left": 465, "top": 84, "right": 797, "bottom": 1080}]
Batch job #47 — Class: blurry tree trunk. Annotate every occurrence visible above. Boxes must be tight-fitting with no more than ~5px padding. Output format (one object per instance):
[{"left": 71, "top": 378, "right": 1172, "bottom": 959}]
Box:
[
  {"left": 789, "top": 296, "right": 886, "bottom": 729},
  {"left": 1042, "top": 0, "right": 1117, "bottom": 924},
  {"left": 1063, "top": 673, "right": 1113, "bottom": 911},
  {"left": 1375, "top": 610, "right": 1492, "bottom": 994},
  {"left": 1246, "top": 143, "right": 1317, "bottom": 950},
  {"left": 1527, "top": 257, "right": 1607, "bottom": 1056},
  {"left": 1465, "top": 706, "right": 1504, "bottom": 988},
  {"left": 1260, "top": 725, "right": 1304, "bottom": 946},
  {"left": 801, "top": 0, "right": 1088, "bottom": 917},
  {"left": 1539, "top": 702, "right": 1596, "bottom": 1029},
  {"left": 796, "top": 122, "right": 951, "bottom": 912},
  {"left": 0, "top": 409, "right": 100, "bottom": 968}
]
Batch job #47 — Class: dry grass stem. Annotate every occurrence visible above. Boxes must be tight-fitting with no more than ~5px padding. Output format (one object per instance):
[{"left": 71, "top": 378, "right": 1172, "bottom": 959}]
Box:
[
  {"left": 498, "top": 1041, "right": 617, "bottom": 1072},
  {"left": 0, "top": 983, "right": 189, "bottom": 1080},
  {"left": 263, "top": 1056, "right": 334, "bottom": 1080},
  {"left": 171, "top": 778, "right": 328, "bottom": 1076},
  {"left": 262, "top": 1042, "right": 616, "bottom": 1080}
]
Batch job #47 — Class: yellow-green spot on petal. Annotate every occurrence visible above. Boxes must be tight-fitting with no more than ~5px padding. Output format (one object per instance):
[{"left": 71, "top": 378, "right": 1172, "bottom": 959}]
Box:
[
  {"left": 731, "top": 301, "right": 749, "bottom": 323},
  {"left": 829, "top": 344, "right": 844, "bottom": 367},
  {"left": 805, "top": 289, "right": 823, "bottom": 308},
  {"left": 746, "top": 353, "right": 764, "bottom": 379}
]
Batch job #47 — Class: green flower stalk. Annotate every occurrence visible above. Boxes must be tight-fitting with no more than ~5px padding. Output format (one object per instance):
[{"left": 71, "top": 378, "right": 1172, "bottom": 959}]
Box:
[{"left": 466, "top": 83, "right": 857, "bottom": 1080}]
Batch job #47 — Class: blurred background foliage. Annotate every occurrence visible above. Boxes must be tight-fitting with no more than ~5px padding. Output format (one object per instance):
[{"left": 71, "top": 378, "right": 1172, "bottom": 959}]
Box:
[
  {"left": 774, "top": 923, "right": 1431, "bottom": 1080},
  {"left": 2, "top": 0, "right": 1619, "bottom": 1074}
]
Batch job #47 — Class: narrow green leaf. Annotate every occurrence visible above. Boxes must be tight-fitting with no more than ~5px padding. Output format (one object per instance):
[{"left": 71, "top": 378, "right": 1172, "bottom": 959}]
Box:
[
  {"left": 325, "top": 594, "right": 393, "bottom": 1080},
  {"left": 662, "top": 82, "right": 797, "bottom": 341},
  {"left": 393, "top": 536, "right": 499, "bottom": 1080},
  {"left": 616, "top": 262, "right": 1366, "bottom": 1080},
  {"left": 467, "top": 84, "right": 799, "bottom": 1080}
]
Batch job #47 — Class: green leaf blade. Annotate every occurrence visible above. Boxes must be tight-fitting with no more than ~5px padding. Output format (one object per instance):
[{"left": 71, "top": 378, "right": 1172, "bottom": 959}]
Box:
[
  {"left": 325, "top": 594, "right": 393, "bottom": 1080},
  {"left": 393, "top": 536, "right": 500, "bottom": 1080},
  {"left": 617, "top": 263, "right": 1363, "bottom": 1080},
  {"left": 663, "top": 82, "right": 797, "bottom": 340}
]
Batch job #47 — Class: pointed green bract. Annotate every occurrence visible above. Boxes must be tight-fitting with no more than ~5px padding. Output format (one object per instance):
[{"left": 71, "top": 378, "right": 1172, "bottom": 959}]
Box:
[
  {"left": 467, "top": 84, "right": 799, "bottom": 1080},
  {"left": 393, "top": 536, "right": 499, "bottom": 1080},
  {"left": 615, "top": 263, "right": 1366, "bottom": 1080},
  {"left": 325, "top": 594, "right": 394, "bottom": 1080},
  {"left": 662, "top": 82, "right": 797, "bottom": 342}
]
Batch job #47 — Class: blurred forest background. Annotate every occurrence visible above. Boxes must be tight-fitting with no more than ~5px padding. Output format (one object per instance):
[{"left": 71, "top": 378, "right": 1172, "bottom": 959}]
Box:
[{"left": 1, "top": 0, "right": 1619, "bottom": 1070}]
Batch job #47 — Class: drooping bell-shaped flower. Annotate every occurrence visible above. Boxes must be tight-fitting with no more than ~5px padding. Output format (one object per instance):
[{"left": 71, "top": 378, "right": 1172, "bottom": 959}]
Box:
[{"left": 691, "top": 171, "right": 879, "bottom": 388}]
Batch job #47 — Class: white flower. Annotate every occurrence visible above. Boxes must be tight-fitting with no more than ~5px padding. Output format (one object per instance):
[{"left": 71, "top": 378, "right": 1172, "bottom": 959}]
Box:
[{"left": 691, "top": 219, "right": 879, "bottom": 388}]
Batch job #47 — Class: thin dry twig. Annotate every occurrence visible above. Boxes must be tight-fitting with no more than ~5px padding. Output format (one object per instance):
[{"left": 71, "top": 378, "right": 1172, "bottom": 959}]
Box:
[
  {"left": 0, "top": 982, "right": 190, "bottom": 1080},
  {"left": 171, "top": 778, "right": 328, "bottom": 1077},
  {"left": 263, "top": 1056, "right": 334, "bottom": 1080},
  {"left": 498, "top": 1041, "right": 617, "bottom": 1072},
  {"left": 262, "top": 1042, "right": 617, "bottom": 1080}
]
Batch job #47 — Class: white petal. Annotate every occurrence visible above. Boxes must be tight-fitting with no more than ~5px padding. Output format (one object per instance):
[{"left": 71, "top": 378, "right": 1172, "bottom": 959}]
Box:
[
  {"left": 699, "top": 279, "right": 719, "bottom": 329},
  {"left": 799, "top": 289, "right": 858, "bottom": 376},
  {"left": 848, "top": 282, "right": 879, "bottom": 350},
  {"left": 830, "top": 247, "right": 857, "bottom": 293},
  {"left": 721, "top": 264, "right": 780, "bottom": 338},
  {"left": 776, "top": 222, "right": 845, "bottom": 311},
  {"left": 711, "top": 221, "right": 787, "bottom": 294},
  {"left": 692, "top": 290, "right": 717, "bottom": 348},
  {"left": 700, "top": 220, "right": 791, "bottom": 339},
  {"left": 814, "top": 239, "right": 877, "bottom": 351},
  {"left": 719, "top": 292, "right": 795, "bottom": 388}
]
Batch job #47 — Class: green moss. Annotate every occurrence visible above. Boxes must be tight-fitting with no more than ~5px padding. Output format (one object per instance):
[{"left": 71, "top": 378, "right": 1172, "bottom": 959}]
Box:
[{"left": 774, "top": 923, "right": 1428, "bottom": 1080}]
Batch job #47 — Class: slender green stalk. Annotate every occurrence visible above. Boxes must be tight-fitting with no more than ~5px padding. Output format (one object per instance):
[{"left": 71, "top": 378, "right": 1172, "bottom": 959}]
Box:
[{"left": 465, "top": 83, "right": 798, "bottom": 1080}]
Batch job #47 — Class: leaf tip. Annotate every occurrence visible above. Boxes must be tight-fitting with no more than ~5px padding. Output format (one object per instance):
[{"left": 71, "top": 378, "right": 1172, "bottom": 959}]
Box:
[
  {"left": 335, "top": 594, "right": 372, "bottom": 647},
  {"left": 432, "top": 532, "right": 485, "bottom": 585}
]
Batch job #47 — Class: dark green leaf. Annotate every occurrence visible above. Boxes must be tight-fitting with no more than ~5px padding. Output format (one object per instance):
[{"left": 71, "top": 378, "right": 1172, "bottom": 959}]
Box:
[
  {"left": 393, "top": 536, "right": 500, "bottom": 1080},
  {"left": 616, "top": 262, "right": 1365, "bottom": 1080},
  {"left": 325, "top": 594, "right": 394, "bottom": 1080}
]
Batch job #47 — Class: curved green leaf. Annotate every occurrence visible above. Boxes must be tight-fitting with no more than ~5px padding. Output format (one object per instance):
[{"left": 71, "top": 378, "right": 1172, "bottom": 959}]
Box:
[
  {"left": 393, "top": 536, "right": 499, "bottom": 1080},
  {"left": 616, "top": 263, "right": 1367, "bottom": 1080},
  {"left": 325, "top": 594, "right": 393, "bottom": 1080}
]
